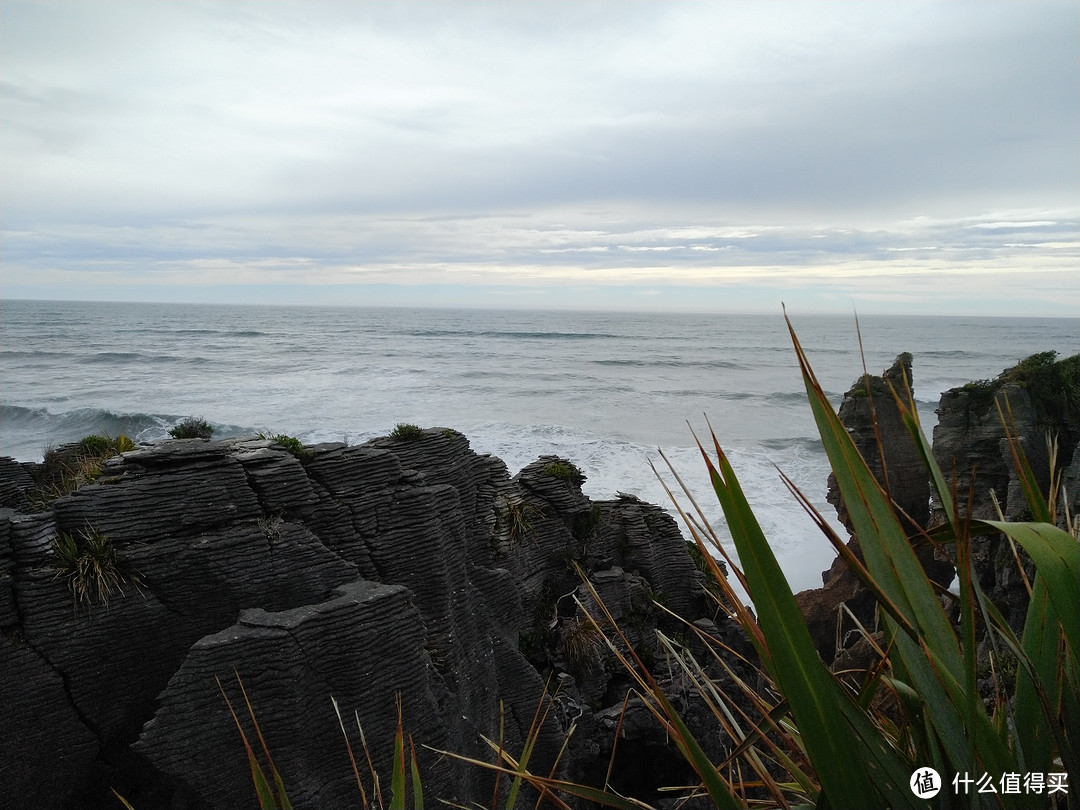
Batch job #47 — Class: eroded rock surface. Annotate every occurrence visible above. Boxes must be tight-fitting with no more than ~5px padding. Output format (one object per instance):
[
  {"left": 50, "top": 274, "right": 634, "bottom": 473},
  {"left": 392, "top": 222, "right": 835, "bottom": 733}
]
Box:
[
  {"left": 932, "top": 352, "right": 1080, "bottom": 630},
  {"left": 1, "top": 430, "right": 718, "bottom": 808},
  {"left": 798, "top": 350, "right": 1079, "bottom": 663},
  {"left": 798, "top": 354, "right": 949, "bottom": 664}
]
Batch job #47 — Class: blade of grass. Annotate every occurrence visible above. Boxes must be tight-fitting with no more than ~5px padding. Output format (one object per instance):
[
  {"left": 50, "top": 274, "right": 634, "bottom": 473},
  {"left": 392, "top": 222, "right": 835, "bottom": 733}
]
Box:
[
  {"left": 356, "top": 711, "right": 384, "bottom": 809},
  {"left": 408, "top": 736, "right": 423, "bottom": 810},
  {"left": 111, "top": 789, "right": 137, "bottom": 810},
  {"left": 215, "top": 676, "right": 279, "bottom": 809},
  {"left": 697, "top": 427, "right": 899, "bottom": 809},
  {"left": 390, "top": 695, "right": 406, "bottom": 810},
  {"left": 332, "top": 696, "right": 369, "bottom": 809},
  {"left": 235, "top": 672, "right": 293, "bottom": 810},
  {"left": 429, "top": 745, "right": 651, "bottom": 810}
]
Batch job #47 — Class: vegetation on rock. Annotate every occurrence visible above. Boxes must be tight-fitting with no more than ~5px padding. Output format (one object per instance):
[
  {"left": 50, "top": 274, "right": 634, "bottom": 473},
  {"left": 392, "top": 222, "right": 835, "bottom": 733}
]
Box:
[
  {"left": 29, "top": 433, "right": 134, "bottom": 508},
  {"left": 541, "top": 461, "right": 579, "bottom": 480},
  {"left": 390, "top": 423, "right": 426, "bottom": 441},
  {"left": 168, "top": 416, "right": 214, "bottom": 440},
  {"left": 52, "top": 527, "right": 142, "bottom": 610},
  {"left": 259, "top": 432, "right": 311, "bottom": 459},
  {"left": 1001, "top": 350, "right": 1080, "bottom": 426},
  {"left": 494, "top": 496, "right": 541, "bottom": 548}
]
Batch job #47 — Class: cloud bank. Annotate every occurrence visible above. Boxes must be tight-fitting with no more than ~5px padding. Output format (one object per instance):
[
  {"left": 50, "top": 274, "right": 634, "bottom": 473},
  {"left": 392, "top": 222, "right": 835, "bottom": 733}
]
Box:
[{"left": 2, "top": 1, "right": 1077, "bottom": 314}]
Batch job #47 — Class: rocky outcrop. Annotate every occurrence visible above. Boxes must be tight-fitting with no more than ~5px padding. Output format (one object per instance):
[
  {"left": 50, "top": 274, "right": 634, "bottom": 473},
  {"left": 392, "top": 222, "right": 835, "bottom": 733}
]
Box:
[
  {"left": 824, "top": 354, "right": 930, "bottom": 532},
  {"left": 797, "top": 354, "right": 951, "bottom": 664},
  {"left": 1, "top": 430, "right": 721, "bottom": 808},
  {"left": 798, "top": 350, "right": 1079, "bottom": 661},
  {"left": 931, "top": 352, "right": 1080, "bottom": 631}
]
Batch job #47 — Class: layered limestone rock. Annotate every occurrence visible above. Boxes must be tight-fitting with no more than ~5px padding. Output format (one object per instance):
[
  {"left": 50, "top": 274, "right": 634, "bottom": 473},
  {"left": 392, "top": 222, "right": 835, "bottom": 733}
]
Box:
[
  {"left": 797, "top": 354, "right": 950, "bottom": 665},
  {"left": 1, "top": 429, "right": 717, "bottom": 809},
  {"left": 931, "top": 352, "right": 1080, "bottom": 631},
  {"left": 798, "top": 350, "right": 1079, "bottom": 662}
]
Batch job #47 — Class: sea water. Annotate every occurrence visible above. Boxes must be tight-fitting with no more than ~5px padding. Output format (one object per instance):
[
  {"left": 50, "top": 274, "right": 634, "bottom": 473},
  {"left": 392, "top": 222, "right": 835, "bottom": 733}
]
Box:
[{"left": 2, "top": 299, "right": 1076, "bottom": 593}]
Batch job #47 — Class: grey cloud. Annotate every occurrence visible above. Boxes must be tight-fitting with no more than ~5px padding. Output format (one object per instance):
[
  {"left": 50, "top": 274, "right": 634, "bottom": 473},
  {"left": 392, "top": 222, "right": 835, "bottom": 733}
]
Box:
[{"left": 1, "top": 1, "right": 1076, "bottom": 314}]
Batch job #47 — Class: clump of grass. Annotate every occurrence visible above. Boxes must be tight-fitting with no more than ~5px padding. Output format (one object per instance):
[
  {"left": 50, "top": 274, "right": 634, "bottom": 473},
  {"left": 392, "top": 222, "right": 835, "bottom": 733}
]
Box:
[
  {"left": 29, "top": 433, "right": 134, "bottom": 509},
  {"left": 494, "top": 497, "right": 541, "bottom": 547},
  {"left": 78, "top": 434, "right": 113, "bottom": 455},
  {"left": 557, "top": 616, "right": 605, "bottom": 677},
  {"left": 169, "top": 416, "right": 215, "bottom": 439},
  {"left": 390, "top": 423, "right": 426, "bottom": 441},
  {"left": 52, "top": 527, "right": 142, "bottom": 610},
  {"left": 257, "top": 514, "right": 284, "bottom": 541},
  {"left": 541, "top": 461, "right": 579, "bottom": 481},
  {"left": 258, "top": 432, "right": 312, "bottom": 460}
]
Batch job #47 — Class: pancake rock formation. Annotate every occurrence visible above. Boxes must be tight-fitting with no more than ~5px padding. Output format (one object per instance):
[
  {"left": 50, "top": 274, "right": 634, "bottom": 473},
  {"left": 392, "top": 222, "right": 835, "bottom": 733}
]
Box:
[{"left": 1, "top": 430, "right": 725, "bottom": 808}]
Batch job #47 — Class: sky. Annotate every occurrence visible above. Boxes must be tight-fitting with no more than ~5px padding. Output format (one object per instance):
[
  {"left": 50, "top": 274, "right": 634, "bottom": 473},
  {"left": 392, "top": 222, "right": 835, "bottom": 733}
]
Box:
[{"left": 2, "top": 1, "right": 1078, "bottom": 315}]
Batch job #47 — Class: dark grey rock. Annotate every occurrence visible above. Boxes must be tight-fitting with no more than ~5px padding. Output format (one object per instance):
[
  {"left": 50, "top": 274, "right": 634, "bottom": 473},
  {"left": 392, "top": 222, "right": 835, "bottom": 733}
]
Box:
[
  {"left": 0, "top": 456, "right": 34, "bottom": 509},
  {"left": 0, "top": 636, "right": 100, "bottom": 805},
  {"left": 0, "top": 431, "right": 721, "bottom": 808}
]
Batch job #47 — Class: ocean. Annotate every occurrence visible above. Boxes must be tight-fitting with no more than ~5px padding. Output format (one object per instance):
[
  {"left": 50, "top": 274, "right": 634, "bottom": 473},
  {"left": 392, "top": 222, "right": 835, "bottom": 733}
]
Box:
[{"left": 2, "top": 299, "right": 1076, "bottom": 594}]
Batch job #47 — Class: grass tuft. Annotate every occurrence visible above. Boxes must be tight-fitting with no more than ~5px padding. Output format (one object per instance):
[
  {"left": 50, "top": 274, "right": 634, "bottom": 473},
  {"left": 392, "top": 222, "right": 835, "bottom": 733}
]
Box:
[
  {"left": 51, "top": 527, "right": 142, "bottom": 610},
  {"left": 390, "top": 423, "right": 426, "bottom": 441},
  {"left": 259, "top": 432, "right": 312, "bottom": 459},
  {"left": 558, "top": 616, "right": 605, "bottom": 677},
  {"left": 29, "top": 433, "right": 134, "bottom": 509},
  {"left": 494, "top": 497, "right": 541, "bottom": 548}
]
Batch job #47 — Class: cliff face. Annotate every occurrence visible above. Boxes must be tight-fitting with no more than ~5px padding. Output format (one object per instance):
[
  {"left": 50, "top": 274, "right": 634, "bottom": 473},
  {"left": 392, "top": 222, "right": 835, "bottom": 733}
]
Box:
[
  {"left": 932, "top": 352, "right": 1080, "bottom": 630},
  {"left": 798, "top": 351, "right": 1079, "bottom": 663},
  {"left": 825, "top": 354, "right": 927, "bottom": 530},
  {"left": 798, "top": 354, "right": 952, "bottom": 665},
  {"left": 0, "top": 431, "right": 718, "bottom": 808}
]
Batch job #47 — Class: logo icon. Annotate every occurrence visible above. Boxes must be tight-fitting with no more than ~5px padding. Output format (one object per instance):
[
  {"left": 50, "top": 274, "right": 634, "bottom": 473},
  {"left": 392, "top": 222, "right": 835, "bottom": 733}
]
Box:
[{"left": 911, "top": 767, "right": 941, "bottom": 798}]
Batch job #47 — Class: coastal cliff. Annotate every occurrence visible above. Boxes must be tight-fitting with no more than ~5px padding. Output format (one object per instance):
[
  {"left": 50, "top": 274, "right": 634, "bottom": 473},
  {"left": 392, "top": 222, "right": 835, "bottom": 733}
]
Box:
[
  {"left": 796, "top": 350, "right": 1079, "bottom": 665},
  {"left": 1, "top": 430, "right": 722, "bottom": 808}
]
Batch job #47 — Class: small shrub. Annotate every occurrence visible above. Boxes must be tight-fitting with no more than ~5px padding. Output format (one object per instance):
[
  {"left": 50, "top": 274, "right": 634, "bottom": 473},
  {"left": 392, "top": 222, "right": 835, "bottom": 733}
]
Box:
[
  {"left": 52, "top": 527, "right": 142, "bottom": 609},
  {"left": 262, "top": 433, "right": 310, "bottom": 459},
  {"left": 169, "top": 416, "right": 214, "bottom": 440},
  {"left": 78, "top": 434, "right": 112, "bottom": 455},
  {"left": 390, "top": 423, "right": 426, "bottom": 441},
  {"left": 542, "top": 460, "right": 579, "bottom": 480},
  {"left": 257, "top": 514, "right": 284, "bottom": 540}
]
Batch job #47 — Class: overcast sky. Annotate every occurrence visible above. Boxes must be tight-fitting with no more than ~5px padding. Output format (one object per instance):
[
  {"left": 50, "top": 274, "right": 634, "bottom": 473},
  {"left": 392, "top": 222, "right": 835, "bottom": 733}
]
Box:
[{"left": 2, "top": 1, "right": 1077, "bottom": 315}]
